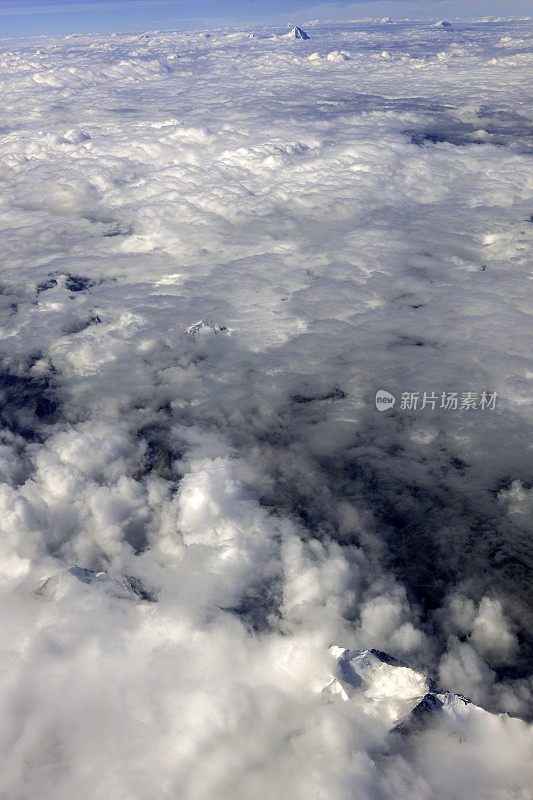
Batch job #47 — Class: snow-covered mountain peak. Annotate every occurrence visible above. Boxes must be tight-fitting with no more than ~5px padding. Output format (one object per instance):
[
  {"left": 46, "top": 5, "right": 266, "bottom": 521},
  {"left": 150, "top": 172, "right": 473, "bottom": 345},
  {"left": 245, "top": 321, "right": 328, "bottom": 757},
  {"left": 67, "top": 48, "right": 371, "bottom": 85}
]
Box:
[
  {"left": 36, "top": 566, "right": 154, "bottom": 601},
  {"left": 185, "top": 319, "right": 229, "bottom": 340},
  {"left": 323, "top": 646, "right": 501, "bottom": 735},
  {"left": 324, "top": 646, "right": 510, "bottom": 738},
  {"left": 324, "top": 647, "right": 430, "bottom": 726},
  {"left": 284, "top": 27, "right": 310, "bottom": 40}
]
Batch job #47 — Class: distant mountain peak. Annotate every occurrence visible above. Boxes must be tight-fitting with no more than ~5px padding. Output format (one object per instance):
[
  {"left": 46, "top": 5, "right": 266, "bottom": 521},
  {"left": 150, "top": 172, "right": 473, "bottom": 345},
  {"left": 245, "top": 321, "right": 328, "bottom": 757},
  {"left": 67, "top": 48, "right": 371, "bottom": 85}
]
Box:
[
  {"left": 36, "top": 565, "right": 155, "bottom": 601},
  {"left": 286, "top": 26, "right": 310, "bottom": 40},
  {"left": 185, "top": 318, "right": 229, "bottom": 340}
]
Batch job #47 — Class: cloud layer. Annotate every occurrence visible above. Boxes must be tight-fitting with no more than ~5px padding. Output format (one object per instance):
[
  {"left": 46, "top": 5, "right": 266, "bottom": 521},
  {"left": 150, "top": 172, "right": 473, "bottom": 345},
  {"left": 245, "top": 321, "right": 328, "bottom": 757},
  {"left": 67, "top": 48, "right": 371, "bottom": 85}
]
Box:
[{"left": 0, "top": 18, "right": 532, "bottom": 799}]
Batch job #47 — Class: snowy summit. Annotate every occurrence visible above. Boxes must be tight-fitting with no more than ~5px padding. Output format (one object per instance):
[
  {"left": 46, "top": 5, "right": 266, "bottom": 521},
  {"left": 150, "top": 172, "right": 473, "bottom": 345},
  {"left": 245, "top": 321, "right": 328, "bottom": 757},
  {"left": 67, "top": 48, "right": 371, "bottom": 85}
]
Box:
[
  {"left": 285, "top": 26, "right": 310, "bottom": 40},
  {"left": 324, "top": 647, "right": 494, "bottom": 733}
]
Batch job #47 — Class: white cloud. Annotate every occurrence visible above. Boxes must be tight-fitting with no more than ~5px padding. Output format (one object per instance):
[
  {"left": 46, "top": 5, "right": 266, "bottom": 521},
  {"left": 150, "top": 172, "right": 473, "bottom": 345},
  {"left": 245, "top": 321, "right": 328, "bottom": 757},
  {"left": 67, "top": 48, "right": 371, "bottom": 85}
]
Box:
[{"left": 0, "top": 17, "right": 531, "bottom": 799}]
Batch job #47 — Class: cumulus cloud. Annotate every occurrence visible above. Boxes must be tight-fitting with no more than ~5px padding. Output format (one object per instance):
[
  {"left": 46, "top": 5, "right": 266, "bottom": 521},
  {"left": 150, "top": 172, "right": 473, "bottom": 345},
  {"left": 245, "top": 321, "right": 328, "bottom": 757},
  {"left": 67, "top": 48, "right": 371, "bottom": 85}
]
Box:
[{"left": 0, "top": 16, "right": 531, "bottom": 799}]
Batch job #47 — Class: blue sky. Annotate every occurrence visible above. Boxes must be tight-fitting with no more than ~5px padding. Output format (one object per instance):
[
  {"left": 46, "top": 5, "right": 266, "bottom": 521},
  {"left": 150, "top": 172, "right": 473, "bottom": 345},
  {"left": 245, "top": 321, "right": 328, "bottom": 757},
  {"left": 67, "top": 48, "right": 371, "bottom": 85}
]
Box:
[{"left": 0, "top": 0, "right": 530, "bottom": 37}]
